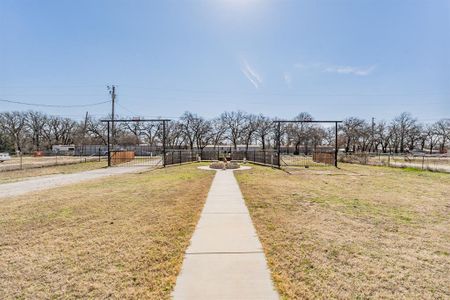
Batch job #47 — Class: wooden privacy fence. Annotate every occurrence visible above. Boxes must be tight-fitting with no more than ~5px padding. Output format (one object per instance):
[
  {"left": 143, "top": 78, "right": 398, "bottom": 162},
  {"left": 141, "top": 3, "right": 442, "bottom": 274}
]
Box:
[
  {"left": 312, "top": 151, "right": 335, "bottom": 165},
  {"left": 111, "top": 151, "right": 135, "bottom": 165}
]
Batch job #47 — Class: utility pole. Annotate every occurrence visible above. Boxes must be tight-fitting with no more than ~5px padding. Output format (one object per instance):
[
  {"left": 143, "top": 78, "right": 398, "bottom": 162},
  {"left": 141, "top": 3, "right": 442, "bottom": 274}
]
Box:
[{"left": 108, "top": 85, "right": 116, "bottom": 145}]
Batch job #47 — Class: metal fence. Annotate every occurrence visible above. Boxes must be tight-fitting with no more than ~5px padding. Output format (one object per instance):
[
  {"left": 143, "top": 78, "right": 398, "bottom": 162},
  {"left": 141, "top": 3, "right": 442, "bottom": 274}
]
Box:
[
  {"left": 280, "top": 154, "right": 333, "bottom": 168},
  {"left": 312, "top": 151, "right": 335, "bottom": 165},
  {"left": 163, "top": 149, "right": 280, "bottom": 168},
  {"left": 165, "top": 150, "right": 199, "bottom": 166},
  {"left": 339, "top": 152, "right": 450, "bottom": 173},
  {"left": 0, "top": 152, "right": 105, "bottom": 172},
  {"left": 243, "top": 150, "right": 279, "bottom": 167}
]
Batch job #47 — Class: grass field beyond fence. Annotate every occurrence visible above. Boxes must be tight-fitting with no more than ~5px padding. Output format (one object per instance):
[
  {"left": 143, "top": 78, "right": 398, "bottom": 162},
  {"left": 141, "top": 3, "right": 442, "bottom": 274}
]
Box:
[
  {"left": 236, "top": 164, "right": 450, "bottom": 299},
  {"left": 0, "top": 164, "right": 214, "bottom": 299},
  {"left": 0, "top": 160, "right": 107, "bottom": 184}
]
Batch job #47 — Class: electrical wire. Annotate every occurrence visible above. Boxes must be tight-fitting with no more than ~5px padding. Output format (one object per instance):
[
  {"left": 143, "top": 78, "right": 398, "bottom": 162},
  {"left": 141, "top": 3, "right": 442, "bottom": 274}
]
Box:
[{"left": 0, "top": 98, "right": 111, "bottom": 108}]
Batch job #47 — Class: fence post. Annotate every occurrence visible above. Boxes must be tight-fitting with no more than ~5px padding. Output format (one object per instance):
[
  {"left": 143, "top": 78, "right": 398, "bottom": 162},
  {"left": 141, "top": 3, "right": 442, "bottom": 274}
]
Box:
[
  {"left": 277, "top": 121, "right": 281, "bottom": 168},
  {"left": 162, "top": 120, "right": 166, "bottom": 167},
  {"left": 107, "top": 121, "right": 111, "bottom": 167},
  {"left": 334, "top": 121, "right": 338, "bottom": 167},
  {"left": 20, "top": 151, "right": 23, "bottom": 170},
  {"left": 422, "top": 155, "right": 425, "bottom": 170},
  {"left": 179, "top": 150, "right": 182, "bottom": 165}
]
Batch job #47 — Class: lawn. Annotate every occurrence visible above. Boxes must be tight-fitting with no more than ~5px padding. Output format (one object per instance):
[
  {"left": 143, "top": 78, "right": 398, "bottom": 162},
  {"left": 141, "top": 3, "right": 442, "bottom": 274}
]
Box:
[
  {"left": 0, "top": 160, "right": 107, "bottom": 184},
  {"left": 0, "top": 164, "right": 214, "bottom": 299},
  {"left": 235, "top": 164, "right": 450, "bottom": 299}
]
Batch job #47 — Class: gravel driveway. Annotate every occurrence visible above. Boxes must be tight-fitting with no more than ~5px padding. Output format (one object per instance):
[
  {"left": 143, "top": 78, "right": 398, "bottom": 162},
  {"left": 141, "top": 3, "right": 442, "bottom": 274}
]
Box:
[{"left": 0, "top": 166, "right": 155, "bottom": 199}]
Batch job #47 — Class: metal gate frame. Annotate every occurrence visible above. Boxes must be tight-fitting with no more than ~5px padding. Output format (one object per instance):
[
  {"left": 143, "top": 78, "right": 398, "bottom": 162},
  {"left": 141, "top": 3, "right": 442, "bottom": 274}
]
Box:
[
  {"left": 273, "top": 120, "right": 342, "bottom": 167},
  {"left": 101, "top": 118, "right": 171, "bottom": 167}
]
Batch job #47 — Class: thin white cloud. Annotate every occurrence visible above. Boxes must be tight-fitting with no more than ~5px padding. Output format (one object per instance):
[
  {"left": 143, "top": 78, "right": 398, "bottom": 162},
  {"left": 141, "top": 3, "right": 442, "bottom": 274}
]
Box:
[
  {"left": 324, "top": 65, "right": 376, "bottom": 76},
  {"left": 241, "top": 58, "right": 262, "bottom": 89},
  {"left": 294, "top": 62, "right": 376, "bottom": 76},
  {"left": 284, "top": 72, "right": 292, "bottom": 87}
]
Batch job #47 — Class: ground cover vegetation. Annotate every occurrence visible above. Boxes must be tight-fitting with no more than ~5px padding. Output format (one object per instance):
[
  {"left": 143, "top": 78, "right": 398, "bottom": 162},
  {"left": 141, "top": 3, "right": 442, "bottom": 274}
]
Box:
[
  {"left": 0, "top": 164, "right": 214, "bottom": 299},
  {"left": 235, "top": 164, "right": 450, "bottom": 299}
]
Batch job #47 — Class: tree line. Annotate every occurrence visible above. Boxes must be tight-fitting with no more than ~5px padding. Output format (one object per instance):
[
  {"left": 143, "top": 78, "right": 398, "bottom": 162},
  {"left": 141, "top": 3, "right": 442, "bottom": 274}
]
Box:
[{"left": 0, "top": 110, "right": 449, "bottom": 154}]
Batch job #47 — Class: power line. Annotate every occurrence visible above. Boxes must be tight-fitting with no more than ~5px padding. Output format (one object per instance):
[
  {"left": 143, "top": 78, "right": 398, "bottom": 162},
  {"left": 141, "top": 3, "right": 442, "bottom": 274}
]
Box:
[
  {"left": 0, "top": 98, "right": 111, "bottom": 108},
  {"left": 117, "top": 103, "right": 137, "bottom": 116}
]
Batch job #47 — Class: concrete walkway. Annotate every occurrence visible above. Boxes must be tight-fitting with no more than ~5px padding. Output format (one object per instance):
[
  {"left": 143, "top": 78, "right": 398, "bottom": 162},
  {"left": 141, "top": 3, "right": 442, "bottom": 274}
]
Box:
[
  {"left": 0, "top": 166, "right": 153, "bottom": 199},
  {"left": 172, "top": 168, "right": 279, "bottom": 300}
]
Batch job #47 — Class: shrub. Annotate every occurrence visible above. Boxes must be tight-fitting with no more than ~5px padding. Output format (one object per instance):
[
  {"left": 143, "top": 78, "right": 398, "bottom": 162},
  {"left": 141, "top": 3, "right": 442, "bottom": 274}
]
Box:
[
  {"left": 209, "top": 161, "right": 240, "bottom": 169},
  {"left": 210, "top": 162, "right": 226, "bottom": 169},
  {"left": 226, "top": 162, "right": 240, "bottom": 169}
]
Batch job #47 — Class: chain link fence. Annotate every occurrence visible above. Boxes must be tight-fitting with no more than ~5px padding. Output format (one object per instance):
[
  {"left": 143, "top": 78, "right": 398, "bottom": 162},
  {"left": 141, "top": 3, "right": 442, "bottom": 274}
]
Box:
[{"left": 339, "top": 152, "right": 450, "bottom": 173}]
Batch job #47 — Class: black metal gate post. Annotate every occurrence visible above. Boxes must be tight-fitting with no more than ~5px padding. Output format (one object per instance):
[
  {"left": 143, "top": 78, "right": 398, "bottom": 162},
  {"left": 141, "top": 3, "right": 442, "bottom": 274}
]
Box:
[
  {"left": 273, "top": 120, "right": 342, "bottom": 168},
  {"left": 277, "top": 121, "right": 281, "bottom": 168},
  {"left": 101, "top": 118, "right": 171, "bottom": 168},
  {"left": 107, "top": 120, "right": 111, "bottom": 167},
  {"left": 162, "top": 120, "right": 167, "bottom": 167},
  {"left": 335, "top": 121, "right": 338, "bottom": 167}
]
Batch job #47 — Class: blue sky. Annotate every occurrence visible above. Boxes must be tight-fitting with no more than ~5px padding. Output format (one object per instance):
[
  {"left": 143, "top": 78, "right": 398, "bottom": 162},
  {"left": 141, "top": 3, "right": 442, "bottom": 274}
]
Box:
[{"left": 0, "top": 0, "right": 449, "bottom": 122}]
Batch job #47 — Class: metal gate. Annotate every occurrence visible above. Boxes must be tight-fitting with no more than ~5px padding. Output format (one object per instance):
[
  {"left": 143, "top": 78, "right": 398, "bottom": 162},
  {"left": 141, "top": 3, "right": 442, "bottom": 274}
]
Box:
[
  {"left": 280, "top": 151, "right": 335, "bottom": 168},
  {"left": 109, "top": 145, "right": 163, "bottom": 167}
]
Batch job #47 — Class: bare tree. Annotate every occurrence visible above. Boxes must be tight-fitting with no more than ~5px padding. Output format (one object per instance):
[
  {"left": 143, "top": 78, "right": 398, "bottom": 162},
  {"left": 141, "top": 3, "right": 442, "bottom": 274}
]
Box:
[
  {"left": 86, "top": 117, "right": 108, "bottom": 145},
  {"left": 341, "top": 117, "right": 367, "bottom": 153},
  {"left": 164, "top": 121, "right": 186, "bottom": 149},
  {"left": 255, "top": 114, "right": 273, "bottom": 150},
  {"left": 0, "top": 111, "right": 27, "bottom": 154},
  {"left": 391, "top": 112, "right": 417, "bottom": 153},
  {"left": 288, "top": 112, "right": 314, "bottom": 154},
  {"left": 0, "top": 109, "right": 443, "bottom": 157},
  {"left": 424, "top": 124, "right": 439, "bottom": 154},
  {"left": 210, "top": 118, "right": 227, "bottom": 149},
  {"left": 121, "top": 120, "right": 143, "bottom": 144},
  {"left": 435, "top": 119, "right": 450, "bottom": 153},
  {"left": 220, "top": 111, "right": 247, "bottom": 150},
  {"left": 375, "top": 121, "right": 391, "bottom": 153},
  {"left": 141, "top": 122, "right": 161, "bottom": 146},
  {"left": 26, "top": 111, "right": 47, "bottom": 151},
  {"left": 180, "top": 112, "right": 213, "bottom": 150},
  {"left": 241, "top": 114, "right": 258, "bottom": 153}
]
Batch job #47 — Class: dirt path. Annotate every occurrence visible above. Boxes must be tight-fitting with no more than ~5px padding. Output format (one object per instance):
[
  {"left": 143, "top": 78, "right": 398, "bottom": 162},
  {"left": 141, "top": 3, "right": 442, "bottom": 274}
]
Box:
[{"left": 0, "top": 166, "right": 155, "bottom": 199}]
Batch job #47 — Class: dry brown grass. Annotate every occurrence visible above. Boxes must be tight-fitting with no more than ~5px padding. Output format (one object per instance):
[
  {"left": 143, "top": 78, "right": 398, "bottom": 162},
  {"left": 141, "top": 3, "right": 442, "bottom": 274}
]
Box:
[
  {"left": 0, "top": 164, "right": 214, "bottom": 299},
  {"left": 235, "top": 163, "right": 450, "bottom": 299},
  {"left": 0, "top": 161, "right": 107, "bottom": 184}
]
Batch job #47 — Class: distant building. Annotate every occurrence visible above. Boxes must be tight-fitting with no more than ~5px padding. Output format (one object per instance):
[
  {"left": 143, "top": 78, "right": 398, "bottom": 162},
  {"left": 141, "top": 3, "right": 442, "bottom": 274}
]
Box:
[
  {"left": 203, "top": 145, "right": 262, "bottom": 152},
  {"left": 52, "top": 145, "right": 75, "bottom": 153}
]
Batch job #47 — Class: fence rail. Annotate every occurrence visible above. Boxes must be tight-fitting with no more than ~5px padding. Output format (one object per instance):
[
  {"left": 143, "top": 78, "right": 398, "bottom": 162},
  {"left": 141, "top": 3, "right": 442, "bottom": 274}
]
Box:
[
  {"left": 0, "top": 153, "right": 104, "bottom": 172},
  {"left": 163, "top": 149, "right": 280, "bottom": 168},
  {"left": 339, "top": 152, "right": 450, "bottom": 173}
]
